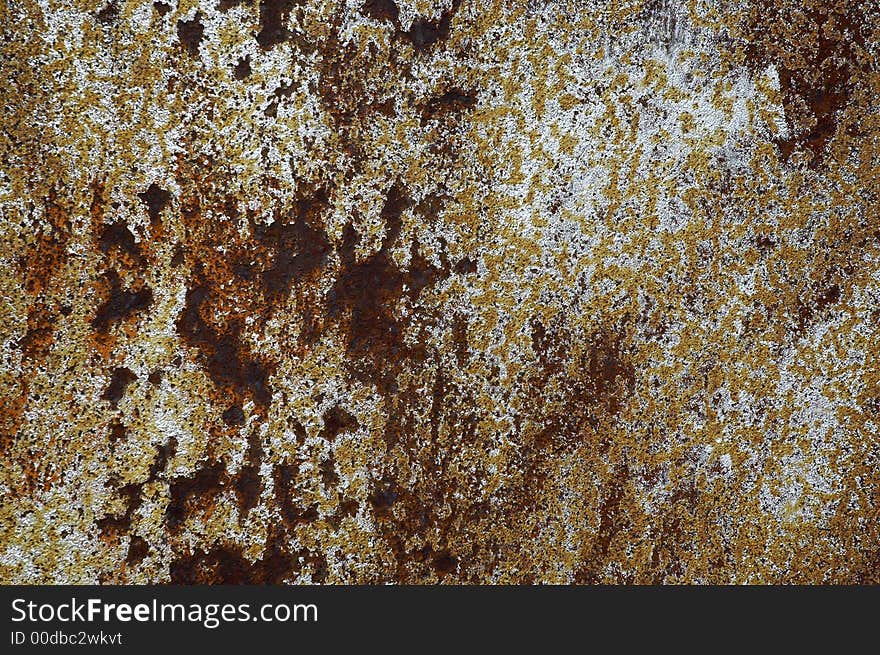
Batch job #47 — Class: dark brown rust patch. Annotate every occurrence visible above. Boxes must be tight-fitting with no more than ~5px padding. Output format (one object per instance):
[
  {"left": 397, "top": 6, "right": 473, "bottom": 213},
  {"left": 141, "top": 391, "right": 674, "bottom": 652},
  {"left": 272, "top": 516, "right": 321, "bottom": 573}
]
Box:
[
  {"left": 328, "top": 497, "right": 359, "bottom": 530},
  {"left": 20, "top": 192, "right": 71, "bottom": 297},
  {"left": 173, "top": 167, "right": 331, "bottom": 408},
  {"left": 756, "top": 233, "right": 776, "bottom": 251},
  {"left": 101, "top": 367, "right": 137, "bottom": 407},
  {"left": 98, "top": 220, "right": 142, "bottom": 264},
  {"left": 318, "top": 406, "right": 358, "bottom": 442},
  {"left": 273, "top": 463, "right": 319, "bottom": 531},
  {"left": 177, "top": 284, "right": 274, "bottom": 405},
  {"left": 367, "top": 476, "right": 399, "bottom": 517},
  {"left": 256, "top": 195, "right": 331, "bottom": 306},
  {"left": 421, "top": 89, "right": 477, "bottom": 125},
  {"left": 745, "top": 3, "right": 871, "bottom": 166},
  {"left": 451, "top": 313, "right": 469, "bottom": 366},
  {"left": 797, "top": 280, "right": 843, "bottom": 333},
  {"left": 507, "top": 320, "right": 637, "bottom": 570},
  {"left": 97, "top": 483, "right": 142, "bottom": 535},
  {"left": 177, "top": 13, "right": 205, "bottom": 58},
  {"left": 218, "top": 0, "right": 251, "bottom": 10},
  {"left": 362, "top": 0, "right": 398, "bottom": 24},
  {"left": 327, "top": 188, "right": 406, "bottom": 359},
  {"left": 235, "top": 465, "right": 262, "bottom": 514},
  {"left": 222, "top": 404, "right": 246, "bottom": 426},
  {"left": 96, "top": 1, "right": 118, "bottom": 24},
  {"left": 170, "top": 244, "right": 185, "bottom": 267},
  {"left": 573, "top": 475, "right": 632, "bottom": 583},
  {"left": 319, "top": 455, "right": 339, "bottom": 489},
  {"left": 364, "top": 432, "right": 488, "bottom": 582},
  {"left": 233, "top": 55, "right": 252, "bottom": 80},
  {"left": 21, "top": 303, "right": 57, "bottom": 362},
  {"left": 148, "top": 437, "right": 176, "bottom": 481},
  {"left": 585, "top": 331, "right": 636, "bottom": 415},
  {"left": 349, "top": 338, "right": 499, "bottom": 581},
  {"left": 595, "top": 479, "right": 627, "bottom": 558},
  {"left": 326, "top": 183, "right": 446, "bottom": 376},
  {"left": 256, "top": 0, "right": 300, "bottom": 50},
  {"left": 92, "top": 271, "right": 153, "bottom": 333},
  {"left": 169, "top": 530, "right": 325, "bottom": 583},
  {"left": 453, "top": 257, "right": 477, "bottom": 275},
  {"left": 108, "top": 420, "right": 127, "bottom": 444},
  {"left": 126, "top": 536, "right": 150, "bottom": 564},
  {"left": 407, "top": 239, "right": 447, "bottom": 297},
  {"left": 646, "top": 479, "right": 703, "bottom": 583},
  {"left": 166, "top": 462, "right": 225, "bottom": 529},
  {"left": 404, "top": 0, "right": 463, "bottom": 52},
  {"left": 138, "top": 184, "right": 171, "bottom": 224},
  {"left": 431, "top": 550, "right": 458, "bottom": 575}
]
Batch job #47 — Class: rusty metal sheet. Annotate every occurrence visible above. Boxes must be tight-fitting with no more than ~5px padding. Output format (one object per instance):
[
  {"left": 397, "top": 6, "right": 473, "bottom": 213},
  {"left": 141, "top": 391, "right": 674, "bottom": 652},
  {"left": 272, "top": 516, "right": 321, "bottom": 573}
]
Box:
[{"left": 2, "top": 0, "right": 879, "bottom": 584}]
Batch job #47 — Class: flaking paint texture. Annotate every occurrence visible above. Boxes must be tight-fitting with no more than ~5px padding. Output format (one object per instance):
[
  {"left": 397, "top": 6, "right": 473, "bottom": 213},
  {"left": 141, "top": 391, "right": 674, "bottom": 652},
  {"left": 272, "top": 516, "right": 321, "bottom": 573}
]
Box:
[{"left": 2, "top": 0, "right": 880, "bottom": 584}]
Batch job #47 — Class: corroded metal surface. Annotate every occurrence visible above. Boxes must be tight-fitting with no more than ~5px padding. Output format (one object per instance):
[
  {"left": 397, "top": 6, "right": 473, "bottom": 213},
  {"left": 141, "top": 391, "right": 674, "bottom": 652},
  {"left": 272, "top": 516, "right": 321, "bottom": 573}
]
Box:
[{"left": 2, "top": 0, "right": 879, "bottom": 583}]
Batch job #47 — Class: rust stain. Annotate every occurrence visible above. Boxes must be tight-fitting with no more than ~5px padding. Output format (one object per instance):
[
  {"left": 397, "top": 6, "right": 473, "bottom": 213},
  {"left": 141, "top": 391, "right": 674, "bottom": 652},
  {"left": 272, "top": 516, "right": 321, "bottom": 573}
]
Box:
[{"left": 2, "top": 0, "right": 880, "bottom": 585}]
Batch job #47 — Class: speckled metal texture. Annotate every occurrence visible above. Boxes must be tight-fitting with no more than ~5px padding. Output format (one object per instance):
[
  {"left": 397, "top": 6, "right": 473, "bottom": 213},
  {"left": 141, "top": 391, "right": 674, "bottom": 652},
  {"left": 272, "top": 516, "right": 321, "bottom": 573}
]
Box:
[{"left": 2, "top": 0, "right": 879, "bottom": 584}]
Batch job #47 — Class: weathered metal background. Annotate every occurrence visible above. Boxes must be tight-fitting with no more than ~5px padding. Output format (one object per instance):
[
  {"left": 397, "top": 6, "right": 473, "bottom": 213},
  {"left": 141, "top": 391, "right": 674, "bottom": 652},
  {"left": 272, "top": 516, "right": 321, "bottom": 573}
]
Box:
[{"left": 2, "top": 0, "right": 879, "bottom": 583}]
